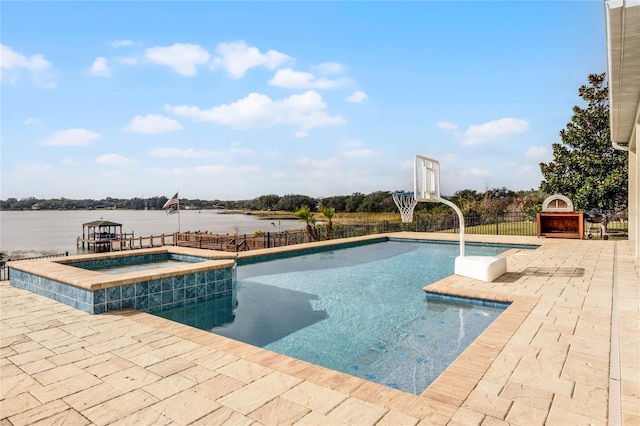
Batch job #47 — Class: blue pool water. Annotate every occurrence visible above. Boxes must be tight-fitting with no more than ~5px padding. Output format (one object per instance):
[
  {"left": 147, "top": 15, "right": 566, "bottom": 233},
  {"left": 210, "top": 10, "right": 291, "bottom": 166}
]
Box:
[
  {"left": 154, "top": 240, "right": 512, "bottom": 394},
  {"left": 86, "top": 259, "right": 186, "bottom": 275}
]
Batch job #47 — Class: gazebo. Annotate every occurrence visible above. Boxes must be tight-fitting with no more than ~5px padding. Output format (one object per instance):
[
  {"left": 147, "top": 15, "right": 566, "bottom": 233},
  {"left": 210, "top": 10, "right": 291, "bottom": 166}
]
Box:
[{"left": 79, "top": 220, "right": 124, "bottom": 251}]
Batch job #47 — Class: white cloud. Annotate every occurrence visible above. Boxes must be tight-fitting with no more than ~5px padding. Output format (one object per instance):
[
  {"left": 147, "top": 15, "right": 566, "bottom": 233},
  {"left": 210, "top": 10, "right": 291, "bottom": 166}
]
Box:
[
  {"left": 462, "top": 118, "right": 529, "bottom": 145},
  {"left": 145, "top": 43, "right": 211, "bottom": 76},
  {"left": 210, "top": 41, "right": 291, "bottom": 78},
  {"left": 345, "top": 91, "right": 368, "bottom": 103},
  {"left": 269, "top": 68, "right": 350, "bottom": 89},
  {"left": 110, "top": 39, "right": 133, "bottom": 48},
  {"left": 125, "top": 114, "right": 182, "bottom": 134},
  {"left": 313, "top": 62, "right": 347, "bottom": 75},
  {"left": 1, "top": 44, "right": 51, "bottom": 72},
  {"left": 339, "top": 139, "right": 375, "bottom": 158},
  {"left": 166, "top": 90, "right": 345, "bottom": 137},
  {"left": 437, "top": 121, "right": 459, "bottom": 131},
  {"left": 525, "top": 145, "right": 549, "bottom": 161},
  {"left": 1, "top": 44, "right": 56, "bottom": 88},
  {"left": 41, "top": 129, "right": 100, "bottom": 146},
  {"left": 95, "top": 154, "right": 134, "bottom": 167},
  {"left": 90, "top": 57, "right": 111, "bottom": 77},
  {"left": 24, "top": 118, "right": 43, "bottom": 126},
  {"left": 149, "top": 148, "right": 208, "bottom": 159}
]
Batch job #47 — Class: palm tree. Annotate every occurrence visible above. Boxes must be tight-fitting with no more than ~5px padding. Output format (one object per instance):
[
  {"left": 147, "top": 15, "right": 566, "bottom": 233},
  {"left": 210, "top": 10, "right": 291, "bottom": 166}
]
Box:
[
  {"left": 293, "top": 205, "right": 318, "bottom": 241},
  {"left": 320, "top": 206, "right": 335, "bottom": 240}
]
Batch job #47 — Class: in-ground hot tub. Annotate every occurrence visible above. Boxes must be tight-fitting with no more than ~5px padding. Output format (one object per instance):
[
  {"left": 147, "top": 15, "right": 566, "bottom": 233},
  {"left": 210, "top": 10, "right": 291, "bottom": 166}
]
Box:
[{"left": 8, "top": 247, "right": 236, "bottom": 314}]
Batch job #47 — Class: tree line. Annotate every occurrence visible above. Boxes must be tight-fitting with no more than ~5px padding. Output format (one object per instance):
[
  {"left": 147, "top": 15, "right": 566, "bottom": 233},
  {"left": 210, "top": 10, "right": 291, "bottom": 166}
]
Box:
[{"left": 0, "top": 188, "right": 546, "bottom": 217}]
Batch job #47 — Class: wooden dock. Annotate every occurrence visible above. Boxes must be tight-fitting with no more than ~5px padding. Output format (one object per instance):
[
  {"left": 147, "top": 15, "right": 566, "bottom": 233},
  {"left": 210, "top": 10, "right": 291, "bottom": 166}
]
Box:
[{"left": 79, "top": 230, "right": 314, "bottom": 253}]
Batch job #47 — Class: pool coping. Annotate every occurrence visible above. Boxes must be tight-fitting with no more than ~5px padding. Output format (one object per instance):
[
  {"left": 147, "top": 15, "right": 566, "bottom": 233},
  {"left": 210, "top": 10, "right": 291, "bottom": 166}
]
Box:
[{"left": 7, "top": 246, "right": 236, "bottom": 291}]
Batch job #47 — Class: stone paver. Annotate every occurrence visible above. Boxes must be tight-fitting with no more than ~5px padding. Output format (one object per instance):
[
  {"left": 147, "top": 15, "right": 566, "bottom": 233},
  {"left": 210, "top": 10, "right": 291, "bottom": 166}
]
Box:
[{"left": 0, "top": 234, "right": 638, "bottom": 425}]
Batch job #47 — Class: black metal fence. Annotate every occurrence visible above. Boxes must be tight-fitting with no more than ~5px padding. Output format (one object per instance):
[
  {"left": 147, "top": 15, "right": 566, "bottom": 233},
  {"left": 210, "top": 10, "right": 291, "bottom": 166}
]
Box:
[
  {"left": 0, "top": 252, "right": 68, "bottom": 281},
  {"left": 326, "top": 211, "right": 540, "bottom": 239},
  {"left": 175, "top": 212, "right": 541, "bottom": 252}
]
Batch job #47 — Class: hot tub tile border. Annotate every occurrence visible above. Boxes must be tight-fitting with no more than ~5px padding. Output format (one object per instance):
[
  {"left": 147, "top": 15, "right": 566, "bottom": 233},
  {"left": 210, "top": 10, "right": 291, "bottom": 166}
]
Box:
[{"left": 9, "top": 258, "right": 236, "bottom": 315}]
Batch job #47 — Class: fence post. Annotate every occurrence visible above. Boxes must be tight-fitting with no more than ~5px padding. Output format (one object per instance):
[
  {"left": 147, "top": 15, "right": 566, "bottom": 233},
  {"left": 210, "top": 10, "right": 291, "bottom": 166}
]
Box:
[{"left": 495, "top": 212, "right": 499, "bottom": 235}]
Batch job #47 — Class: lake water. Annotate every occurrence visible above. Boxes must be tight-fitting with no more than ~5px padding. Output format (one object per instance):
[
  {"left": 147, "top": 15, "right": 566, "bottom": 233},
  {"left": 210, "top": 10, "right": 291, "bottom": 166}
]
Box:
[{"left": 0, "top": 210, "right": 302, "bottom": 256}]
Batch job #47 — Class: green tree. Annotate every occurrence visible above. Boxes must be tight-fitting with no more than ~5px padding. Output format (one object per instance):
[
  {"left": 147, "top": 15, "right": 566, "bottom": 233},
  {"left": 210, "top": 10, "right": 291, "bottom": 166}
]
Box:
[
  {"left": 450, "top": 189, "right": 483, "bottom": 215},
  {"left": 320, "top": 206, "right": 335, "bottom": 240},
  {"left": 254, "top": 194, "right": 281, "bottom": 211},
  {"left": 357, "top": 191, "right": 395, "bottom": 213},
  {"left": 293, "top": 205, "right": 318, "bottom": 241},
  {"left": 345, "top": 192, "right": 365, "bottom": 212},
  {"left": 320, "top": 195, "right": 348, "bottom": 212},
  {"left": 539, "top": 73, "right": 628, "bottom": 211},
  {"left": 274, "top": 194, "right": 317, "bottom": 212}
]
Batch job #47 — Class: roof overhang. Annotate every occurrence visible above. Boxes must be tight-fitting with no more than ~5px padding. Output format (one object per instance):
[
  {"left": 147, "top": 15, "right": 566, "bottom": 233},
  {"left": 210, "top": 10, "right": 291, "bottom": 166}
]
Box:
[{"left": 605, "top": 0, "right": 640, "bottom": 150}]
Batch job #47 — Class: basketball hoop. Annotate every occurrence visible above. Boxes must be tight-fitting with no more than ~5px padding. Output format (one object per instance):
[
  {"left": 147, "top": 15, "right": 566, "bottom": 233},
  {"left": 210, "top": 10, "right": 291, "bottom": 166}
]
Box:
[
  {"left": 408, "top": 154, "right": 506, "bottom": 282},
  {"left": 392, "top": 192, "right": 418, "bottom": 223},
  {"left": 414, "top": 155, "right": 441, "bottom": 202},
  {"left": 415, "top": 154, "right": 465, "bottom": 257}
]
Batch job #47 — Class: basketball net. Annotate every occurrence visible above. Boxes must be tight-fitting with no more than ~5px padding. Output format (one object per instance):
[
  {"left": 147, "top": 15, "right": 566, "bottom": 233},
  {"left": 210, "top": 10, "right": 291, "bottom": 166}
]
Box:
[{"left": 392, "top": 192, "right": 418, "bottom": 223}]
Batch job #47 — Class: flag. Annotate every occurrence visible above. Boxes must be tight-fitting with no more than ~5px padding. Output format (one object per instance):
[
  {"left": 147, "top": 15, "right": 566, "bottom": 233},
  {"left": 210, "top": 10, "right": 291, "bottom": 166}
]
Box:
[
  {"left": 166, "top": 204, "right": 179, "bottom": 215},
  {"left": 163, "top": 192, "right": 179, "bottom": 215},
  {"left": 163, "top": 192, "right": 179, "bottom": 209}
]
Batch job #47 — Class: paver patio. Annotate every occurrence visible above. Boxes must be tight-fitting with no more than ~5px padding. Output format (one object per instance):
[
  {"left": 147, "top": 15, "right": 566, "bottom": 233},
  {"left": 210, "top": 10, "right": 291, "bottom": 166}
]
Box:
[{"left": 1, "top": 233, "right": 638, "bottom": 425}]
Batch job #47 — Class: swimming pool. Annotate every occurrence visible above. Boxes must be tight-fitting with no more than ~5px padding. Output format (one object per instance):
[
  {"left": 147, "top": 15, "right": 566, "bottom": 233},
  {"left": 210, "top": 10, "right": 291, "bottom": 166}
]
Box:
[{"left": 153, "top": 240, "right": 512, "bottom": 394}]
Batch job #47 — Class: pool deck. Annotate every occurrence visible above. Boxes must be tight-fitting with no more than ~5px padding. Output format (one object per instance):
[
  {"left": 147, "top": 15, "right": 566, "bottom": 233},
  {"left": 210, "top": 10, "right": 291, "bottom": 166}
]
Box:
[{"left": 1, "top": 233, "right": 638, "bottom": 425}]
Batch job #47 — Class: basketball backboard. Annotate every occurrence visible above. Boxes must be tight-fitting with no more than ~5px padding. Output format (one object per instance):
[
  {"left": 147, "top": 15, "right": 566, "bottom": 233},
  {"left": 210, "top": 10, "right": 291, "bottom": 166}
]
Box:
[{"left": 414, "top": 155, "right": 441, "bottom": 202}]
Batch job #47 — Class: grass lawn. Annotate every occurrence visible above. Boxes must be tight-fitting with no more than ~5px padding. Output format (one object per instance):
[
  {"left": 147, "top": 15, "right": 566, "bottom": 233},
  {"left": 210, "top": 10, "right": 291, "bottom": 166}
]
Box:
[{"left": 440, "top": 221, "right": 538, "bottom": 236}]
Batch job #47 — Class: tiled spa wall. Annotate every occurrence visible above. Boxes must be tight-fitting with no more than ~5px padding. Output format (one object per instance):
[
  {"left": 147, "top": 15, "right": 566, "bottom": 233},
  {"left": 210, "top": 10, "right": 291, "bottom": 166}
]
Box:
[{"left": 9, "top": 265, "right": 236, "bottom": 315}]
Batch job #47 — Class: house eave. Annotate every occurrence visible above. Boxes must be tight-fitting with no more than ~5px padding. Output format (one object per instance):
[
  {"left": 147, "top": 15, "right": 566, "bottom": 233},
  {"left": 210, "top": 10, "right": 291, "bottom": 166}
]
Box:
[{"left": 605, "top": 0, "right": 640, "bottom": 149}]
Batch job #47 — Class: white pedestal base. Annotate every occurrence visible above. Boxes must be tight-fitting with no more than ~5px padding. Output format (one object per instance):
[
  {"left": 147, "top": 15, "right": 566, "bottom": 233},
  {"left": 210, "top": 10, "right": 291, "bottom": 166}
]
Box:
[{"left": 454, "top": 256, "right": 507, "bottom": 282}]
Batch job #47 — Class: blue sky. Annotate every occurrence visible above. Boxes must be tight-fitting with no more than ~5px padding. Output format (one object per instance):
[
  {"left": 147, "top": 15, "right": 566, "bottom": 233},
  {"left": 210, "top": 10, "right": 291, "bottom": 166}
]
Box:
[{"left": 1, "top": 1, "right": 607, "bottom": 201}]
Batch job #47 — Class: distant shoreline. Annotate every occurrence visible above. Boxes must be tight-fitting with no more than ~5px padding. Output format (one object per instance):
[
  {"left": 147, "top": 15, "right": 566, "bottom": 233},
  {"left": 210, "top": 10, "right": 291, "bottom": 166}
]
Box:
[{"left": 219, "top": 210, "right": 298, "bottom": 221}]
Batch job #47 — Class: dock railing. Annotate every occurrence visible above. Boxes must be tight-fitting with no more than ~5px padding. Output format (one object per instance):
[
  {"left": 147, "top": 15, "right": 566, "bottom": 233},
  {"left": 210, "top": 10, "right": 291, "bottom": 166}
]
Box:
[{"left": 110, "top": 234, "right": 176, "bottom": 251}]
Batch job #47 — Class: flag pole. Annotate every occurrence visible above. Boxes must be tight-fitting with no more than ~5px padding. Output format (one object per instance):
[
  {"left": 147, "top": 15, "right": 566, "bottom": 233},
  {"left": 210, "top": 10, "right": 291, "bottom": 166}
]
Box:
[{"left": 177, "top": 195, "right": 181, "bottom": 232}]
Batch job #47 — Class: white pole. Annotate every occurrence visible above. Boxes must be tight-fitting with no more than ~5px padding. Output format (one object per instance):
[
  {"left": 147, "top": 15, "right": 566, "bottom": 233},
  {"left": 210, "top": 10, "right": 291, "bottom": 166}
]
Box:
[
  {"left": 177, "top": 195, "right": 181, "bottom": 233},
  {"left": 439, "top": 197, "right": 465, "bottom": 257}
]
